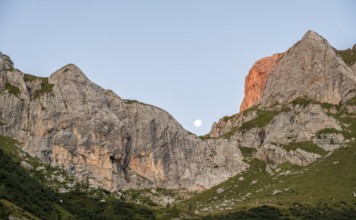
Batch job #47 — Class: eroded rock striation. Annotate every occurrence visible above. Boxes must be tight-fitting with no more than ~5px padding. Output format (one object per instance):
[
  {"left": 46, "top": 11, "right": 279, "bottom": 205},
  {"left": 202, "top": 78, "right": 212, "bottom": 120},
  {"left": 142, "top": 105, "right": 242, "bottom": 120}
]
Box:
[{"left": 0, "top": 54, "right": 246, "bottom": 192}]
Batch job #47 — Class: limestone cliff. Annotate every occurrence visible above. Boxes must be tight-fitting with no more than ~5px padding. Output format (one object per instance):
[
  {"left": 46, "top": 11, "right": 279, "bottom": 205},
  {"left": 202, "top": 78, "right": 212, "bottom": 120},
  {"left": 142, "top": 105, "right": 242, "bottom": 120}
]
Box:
[
  {"left": 209, "top": 30, "right": 356, "bottom": 172},
  {"left": 240, "top": 31, "right": 356, "bottom": 112},
  {"left": 0, "top": 53, "right": 246, "bottom": 192},
  {"left": 240, "top": 54, "right": 283, "bottom": 111},
  {"left": 259, "top": 30, "right": 356, "bottom": 106}
]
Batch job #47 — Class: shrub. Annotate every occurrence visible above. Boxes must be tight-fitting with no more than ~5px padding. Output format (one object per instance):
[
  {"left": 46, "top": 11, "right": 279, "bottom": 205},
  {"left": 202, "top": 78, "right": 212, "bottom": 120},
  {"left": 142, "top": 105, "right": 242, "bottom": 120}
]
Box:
[
  {"left": 337, "top": 45, "right": 356, "bottom": 66},
  {"left": 4, "top": 83, "right": 20, "bottom": 97},
  {"left": 23, "top": 73, "right": 54, "bottom": 99}
]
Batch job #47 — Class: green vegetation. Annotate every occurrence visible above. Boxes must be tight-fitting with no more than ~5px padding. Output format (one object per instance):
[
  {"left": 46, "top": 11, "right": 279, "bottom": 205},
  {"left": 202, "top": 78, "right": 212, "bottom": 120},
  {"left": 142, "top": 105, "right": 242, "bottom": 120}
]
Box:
[
  {"left": 182, "top": 159, "right": 272, "bottom": 211},
  {"left": 221, "top": 113, "right": 239, "bottom": 123},
  {"left": 290, "top": 97, "right": 314, "bottom": 108},
  {"left": 240, "top": 109, "right": 277, "bottom": 131},
  {"left": 222, "top": 109, "right": 277, "bottom": 139},
  {"left": 278, "top": 141, "right": 327, "bottom": 155},
  {"left": 199, "top": 134, "right": 212, "bottom": 140},
  {"left": 202, "top": 205, "right": 287, "bottom": 220},
  {"left": 4, "top": 82, "right": 21, "bottom": 97},
  {"left": 345, "top": 95, "right": 356, "bottom": 106},
  {"left": 124, "top": 99, "right": 141, "bottom": 105},
  {"left": 0, "top": 199, "right": 39, "bottom": 220},
  {"left": 316, "top": 128, "right": 343, "bottom": 138},
  {"left": 23, "top": 73, "right": 54, "bottom": 99},
  {"left": 181, "top": 144, "right": 356, "bottom": 218},
  {"left": 125, "top": 189, "right": 158, "bottom": 207},
  {"left": 59, "top": 192, "right": 156, "bottom": 220},
  {"left": 239, "top": 146, "right": 257, "bottom": 159},
  {"left": 221, "top": 126, "right": 240, "bottom": 139},
  {"left": 241, "top": 105, "right": 258, "bottom": 115},
  {"left": 0, "top": 147, "right": 61, "bottom": 218},
  {"left": 289, "top": 96, "right": 346, "bottom": 112},
  {"left": 0, "top": 134, "right": 178, "bottom": 219},
  {"left": 202, "top": 203, "right": 356, "bottom": 220},
  {"left": 278, "top": 162, "right": 301, "bottom": 171},
  {"left": 23, "top": 73, "right": 41, "bottom": 82},
  {"left": 337, "top": 44, "right": 356, "bottom": 66},
  {"left": 0, "top": 121, "right": 5, "bottom": 127}
]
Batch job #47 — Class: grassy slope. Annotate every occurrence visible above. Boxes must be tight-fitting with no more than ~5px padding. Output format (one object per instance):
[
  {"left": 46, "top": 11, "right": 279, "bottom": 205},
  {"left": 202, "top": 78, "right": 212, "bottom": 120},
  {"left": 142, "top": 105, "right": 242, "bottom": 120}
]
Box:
[
  {"left": 1, "top": 94, "right": 355, "bottom": 219},
  {"left": 180, "top": 96, "right": 356, "bottom": 219},
  {"left": 337, "top": 45, "right": 356, "bottom": 66},
  {"left": 181, "top": 144, "right": 356, "bottom": 219}
]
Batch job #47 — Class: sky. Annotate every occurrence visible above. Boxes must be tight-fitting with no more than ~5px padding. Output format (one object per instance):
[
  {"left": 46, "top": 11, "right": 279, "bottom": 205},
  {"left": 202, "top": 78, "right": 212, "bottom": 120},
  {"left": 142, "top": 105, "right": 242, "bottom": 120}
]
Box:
[{"left": 0, "top": 1, "right": 355, "bottom": 135}]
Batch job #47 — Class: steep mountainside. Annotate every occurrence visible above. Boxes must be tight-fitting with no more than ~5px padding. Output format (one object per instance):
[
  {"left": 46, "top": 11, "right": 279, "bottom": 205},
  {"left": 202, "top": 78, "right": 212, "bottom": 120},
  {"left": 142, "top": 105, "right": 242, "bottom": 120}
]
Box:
[
  {"left": 0, "top": 52, "right": 245, "bottom": 192},
  {"left": 186, "top": 30, "right": 356, "bottom": 218},
  {"left": 1, "top": 30, "right": 356, "bottom": 219},
  {"left": 259, "top": 31, "right": 356, "bottom": 106}
]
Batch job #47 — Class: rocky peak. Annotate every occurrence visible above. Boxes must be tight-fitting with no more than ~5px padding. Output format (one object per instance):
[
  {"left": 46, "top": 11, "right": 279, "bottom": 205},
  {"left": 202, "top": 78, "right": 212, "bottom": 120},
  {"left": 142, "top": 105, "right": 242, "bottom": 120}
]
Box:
[
  {"left": 0, "top": 51, "right": 14, "bottom": 72},
  {"left": 240, "top": 53, "right": 283, "bottom": 112},
  {"left": 49, "top": 64, "right": 90, "bottom": 84},
  {"left": 258, "top": 30, "right": 356, "bottom": 106},
  {"left": 0, "top": 53, "right": 246, "bottom": 193},
  {"left": 301, "top": 30, "right": 325, "bottom": 42}
]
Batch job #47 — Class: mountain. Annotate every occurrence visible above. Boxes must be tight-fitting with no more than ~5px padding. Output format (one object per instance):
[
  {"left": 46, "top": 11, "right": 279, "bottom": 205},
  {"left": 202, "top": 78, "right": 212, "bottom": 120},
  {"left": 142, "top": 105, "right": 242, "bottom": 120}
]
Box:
[
  {"left": 240, "top": 30, "right": 356, "bottom": 111},
  {"left": 1, "top": 30, "right": 356, "bottom": 219},
  {"left": 259, "top": 31, "right": 356, "bottom": 106},
  {"left": 194, "top": 30, "right": 356, "bottom": 217},
  {"left": 0, "top": 53, "right": 245, "bottom": 193}
]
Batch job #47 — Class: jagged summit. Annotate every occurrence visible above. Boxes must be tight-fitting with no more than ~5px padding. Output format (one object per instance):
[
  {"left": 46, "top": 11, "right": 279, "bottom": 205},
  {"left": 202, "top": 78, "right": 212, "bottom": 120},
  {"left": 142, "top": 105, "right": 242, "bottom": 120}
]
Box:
[
  {"left": 240, "top": 30, "right": 356, "bottom": 111},
  {"left": 0, "top": 51, "right": 14, "bottom": 72},
  {"left": 260, "top": 30, "right": 356, "bottom": 106},
  {"left": 0, "top": 52, "right": 244, "bottom": 192},
  {"left": 50, "top": 63, "right": 90, "bottom": 84},
  {"left": 301, "top": 30, "right": 325, "bottom": 41}
]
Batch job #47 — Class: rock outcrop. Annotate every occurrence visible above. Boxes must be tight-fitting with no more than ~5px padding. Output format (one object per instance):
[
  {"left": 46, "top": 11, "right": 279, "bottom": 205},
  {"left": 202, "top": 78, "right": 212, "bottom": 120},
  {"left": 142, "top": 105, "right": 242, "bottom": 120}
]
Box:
[
  {"left": 240, "top": 54, "right": 283, "bottom": 111},
  {"left": 351, "top": 62, "right": 356, "bottom": 74},
  {"left": 209, "top": 30, "right": 356, "bottom": 172},
  {"left": 239, "top": 31, "right": 356, "bottom": 112},
  {"left": 0, "top": 54, "right": 246, "bottom": 192},
  {"left": 259, "top": 30, "right": 356, "bottom": 106}
]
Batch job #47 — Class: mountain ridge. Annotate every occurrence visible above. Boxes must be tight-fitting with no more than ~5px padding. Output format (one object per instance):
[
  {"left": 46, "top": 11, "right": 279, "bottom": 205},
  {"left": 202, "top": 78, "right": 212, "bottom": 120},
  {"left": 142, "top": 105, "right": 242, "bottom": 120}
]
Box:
[
  {"left": 240, "top": 30, "right": 356, "bottom": 113},
  {"left": 1, "top": 30, "right": 356, "bottom": 219},
  {"left": 0, "top": 53, "right": 245, "bottom": 193}
]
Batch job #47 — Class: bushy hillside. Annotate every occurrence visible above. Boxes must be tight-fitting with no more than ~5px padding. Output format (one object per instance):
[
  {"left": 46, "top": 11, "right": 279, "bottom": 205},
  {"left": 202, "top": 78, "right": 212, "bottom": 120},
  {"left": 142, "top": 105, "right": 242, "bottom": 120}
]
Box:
[{"left": 0, "top": 135, "right": 157, "bottom": 219}]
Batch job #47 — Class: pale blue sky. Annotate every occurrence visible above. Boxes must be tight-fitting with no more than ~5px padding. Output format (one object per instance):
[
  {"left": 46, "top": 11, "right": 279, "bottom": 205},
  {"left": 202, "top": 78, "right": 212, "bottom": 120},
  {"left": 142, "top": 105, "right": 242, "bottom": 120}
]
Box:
[{"left": 0, "top": 1, "right": 355, "bottom": 135}]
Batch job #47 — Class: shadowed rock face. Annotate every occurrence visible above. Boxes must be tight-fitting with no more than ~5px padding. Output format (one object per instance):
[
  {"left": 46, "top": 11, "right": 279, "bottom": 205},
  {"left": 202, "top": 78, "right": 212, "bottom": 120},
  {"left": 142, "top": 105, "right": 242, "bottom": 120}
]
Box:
[
  {"left": 0, "top": 56, "right": 246, "bottom": 192},
  {"left": 240, "top": 54, "right": 283, "bottom": 112}
]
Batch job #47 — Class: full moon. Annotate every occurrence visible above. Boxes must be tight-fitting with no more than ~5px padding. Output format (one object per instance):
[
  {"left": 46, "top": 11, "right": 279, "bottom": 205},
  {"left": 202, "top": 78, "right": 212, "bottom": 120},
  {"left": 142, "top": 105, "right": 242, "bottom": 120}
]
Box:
[{"left": 194, "top": 119, "right": 202, "bottom": 128}]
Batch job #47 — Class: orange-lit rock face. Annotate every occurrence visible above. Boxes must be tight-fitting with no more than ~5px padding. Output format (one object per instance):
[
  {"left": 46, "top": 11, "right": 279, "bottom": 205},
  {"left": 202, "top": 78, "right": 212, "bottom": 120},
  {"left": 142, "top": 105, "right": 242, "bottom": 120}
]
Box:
[{"left": 240, "top": 54, "right": 283, "bottom": 112}]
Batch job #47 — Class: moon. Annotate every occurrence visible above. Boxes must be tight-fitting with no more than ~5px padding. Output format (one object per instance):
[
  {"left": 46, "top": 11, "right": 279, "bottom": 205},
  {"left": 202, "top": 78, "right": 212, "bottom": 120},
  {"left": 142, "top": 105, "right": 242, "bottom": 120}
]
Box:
[{"left": 194, "top": 119, "right": 202, "bottom": 128}]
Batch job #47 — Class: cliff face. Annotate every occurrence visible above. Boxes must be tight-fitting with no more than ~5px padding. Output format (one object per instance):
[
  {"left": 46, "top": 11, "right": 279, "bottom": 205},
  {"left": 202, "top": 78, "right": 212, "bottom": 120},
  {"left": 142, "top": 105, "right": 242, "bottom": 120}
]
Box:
[
  {"left": 0, "top": 54, "right": 246, "bottom": 192},
  {"left": 1, "top": 30, "right": 355, "bottom": 195},
  {"left": 259, "top": 30, "right": 356, "bottom": 106},
  {"left": 240, "top": 54, "right": 283, "bottom": 112},
  {"left": 209, "top": 30, "right": 356, "bottom": 172},
  {"left": 240, "top": 31, "right": 356, "bottom": 112}
]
